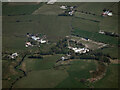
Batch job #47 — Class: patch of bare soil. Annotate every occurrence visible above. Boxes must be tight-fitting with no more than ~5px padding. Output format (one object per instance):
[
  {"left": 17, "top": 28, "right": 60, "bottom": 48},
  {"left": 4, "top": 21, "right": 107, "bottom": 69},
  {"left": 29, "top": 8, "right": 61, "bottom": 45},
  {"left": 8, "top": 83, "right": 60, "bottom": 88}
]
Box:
[
  {"left": 110, "top": 59, "right": 120, "bottom": 64},
  {"left": 21, "top": 62, "right": 26, "bottom": 72},
  {"left": 87, "top": 62, "right": 107, "bottom": 83},
  {"left": 9, "top": 62, "right": 18, "bottom": 75}
]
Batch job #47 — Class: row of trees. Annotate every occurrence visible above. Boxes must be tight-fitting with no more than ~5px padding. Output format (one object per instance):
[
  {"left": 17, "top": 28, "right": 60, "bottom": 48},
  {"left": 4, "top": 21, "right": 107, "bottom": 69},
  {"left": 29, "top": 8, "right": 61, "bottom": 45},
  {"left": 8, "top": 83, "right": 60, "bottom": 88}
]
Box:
[{"left": 69, "top": 50, "right": 110, "bottom": 64}]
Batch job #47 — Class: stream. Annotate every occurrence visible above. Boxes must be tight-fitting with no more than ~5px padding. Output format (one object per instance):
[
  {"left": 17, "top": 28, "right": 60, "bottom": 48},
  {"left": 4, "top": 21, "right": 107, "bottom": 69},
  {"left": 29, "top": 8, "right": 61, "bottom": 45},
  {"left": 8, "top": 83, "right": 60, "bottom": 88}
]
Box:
[{"left": 10, "top": 54, "right": 27, "bottom": 90}]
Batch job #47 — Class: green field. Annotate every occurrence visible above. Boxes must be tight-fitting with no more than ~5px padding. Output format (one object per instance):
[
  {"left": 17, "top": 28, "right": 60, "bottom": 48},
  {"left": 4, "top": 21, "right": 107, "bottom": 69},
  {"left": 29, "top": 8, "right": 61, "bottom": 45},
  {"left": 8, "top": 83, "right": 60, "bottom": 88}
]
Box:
[
  {"left": 2, "top": 2, "right": 44, "bottom": 16},
  {"left": 92, "top": 64, "right": 119, "bottom": 88},
  {"left": 2, "top": 2, "right": 119, "bottom": 88},
  {"left": 13, "top": 59, "right": 97, "bottom": 88},
  {"left": 56, "top": 60, "right": 97, "bottom": 88},
  {"left": 24, "top": 55, "right": 63, "bottom": 71},
  {"left": 3, "top": 15, "right": 72, "bottom": 51},
  {"left": 72, "top": 29, "right": 118, "bottom": 45}
]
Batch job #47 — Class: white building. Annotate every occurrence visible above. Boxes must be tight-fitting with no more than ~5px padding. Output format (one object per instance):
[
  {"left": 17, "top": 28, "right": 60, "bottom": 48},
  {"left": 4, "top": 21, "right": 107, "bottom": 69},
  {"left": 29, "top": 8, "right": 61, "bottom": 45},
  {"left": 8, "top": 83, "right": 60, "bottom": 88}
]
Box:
[
  {"left": 102, "top": 10, "right": 113, "bottom": 17},
  {"left": 31, "top": 36, "right": 40, "bottom": 41},
  {"left": 9, "top": 53, "right": 18, "bottom": 59},
  {"left": 68, "top": 11, "right": 74, "bottom": 16},
  {"left": 47, "top": 0, "right": 57, "bottom": 4},
  {"left": 99, "top": 30, "right": 105, "bottom": 34},
  {"left": 38, "top": 39, "right": 47, "bottom": 44},
  {"left": 25, "top": 42, "right": 32, "bottom": 47},
  {"left": 108, "top": 12, "right": 113, "bottom": 16},
  {"left": 68, "top": 47, "right": 89, "bottom": 54},
  {"left": 61, "top": 56, "right": 68, "bottom": 61},
  {"left": 60, "top": 5, "right": 67, "bottom": 9}
]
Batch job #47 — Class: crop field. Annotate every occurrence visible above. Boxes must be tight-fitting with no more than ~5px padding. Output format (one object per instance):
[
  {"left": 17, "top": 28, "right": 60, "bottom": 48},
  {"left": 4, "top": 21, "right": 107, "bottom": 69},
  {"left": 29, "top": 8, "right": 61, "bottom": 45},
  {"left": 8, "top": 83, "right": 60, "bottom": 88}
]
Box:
[{"left": 2, "top": 2, "right": 119, "bottom": 89}]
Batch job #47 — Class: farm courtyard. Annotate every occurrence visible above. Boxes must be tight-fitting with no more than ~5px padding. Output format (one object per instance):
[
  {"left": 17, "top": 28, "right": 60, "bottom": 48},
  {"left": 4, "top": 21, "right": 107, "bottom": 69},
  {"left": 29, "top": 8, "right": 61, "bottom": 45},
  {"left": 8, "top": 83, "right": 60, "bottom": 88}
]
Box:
[{"left": 2, "top": 2, "right": 120, "bottom": 89}]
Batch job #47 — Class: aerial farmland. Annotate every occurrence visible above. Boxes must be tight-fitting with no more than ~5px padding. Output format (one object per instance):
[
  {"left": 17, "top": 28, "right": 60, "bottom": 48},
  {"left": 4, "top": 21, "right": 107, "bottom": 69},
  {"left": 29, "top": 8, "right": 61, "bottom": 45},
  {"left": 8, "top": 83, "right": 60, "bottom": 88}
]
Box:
[{"left": 2, "top": 2, "right": 119, "bottom": 89}]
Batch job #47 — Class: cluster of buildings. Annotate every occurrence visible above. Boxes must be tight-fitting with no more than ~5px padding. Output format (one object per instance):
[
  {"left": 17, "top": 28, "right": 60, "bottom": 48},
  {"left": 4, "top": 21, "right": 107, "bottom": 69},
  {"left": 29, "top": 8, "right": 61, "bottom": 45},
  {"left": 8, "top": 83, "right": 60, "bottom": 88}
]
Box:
[
  {"left": 25, "top": 33, "right": 47, "bottom": 47},
  {"left": 102, "top": 10, "right": 113, "bottom": 17},
  {"left": 8, "top": 53, "right": 18, "bottom": 59},
  {"left": 60, "top": 5, "right": 76, "bottom": 16},
  {"left": 68, "top": 46, "right": 89, "bottom": 54}
]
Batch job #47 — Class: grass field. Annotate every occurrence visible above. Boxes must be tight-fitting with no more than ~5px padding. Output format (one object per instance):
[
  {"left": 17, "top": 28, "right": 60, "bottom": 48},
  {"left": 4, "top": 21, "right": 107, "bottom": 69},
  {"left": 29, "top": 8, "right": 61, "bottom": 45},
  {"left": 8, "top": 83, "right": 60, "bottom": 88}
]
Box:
[
  {"left": 56, "top": 60, "right": 97, "bottom": 88},
  {"left": 3, "top": 15, "right": 72, "bottom": 51},
  {"left": 72, "top": 17, "right": 100, "bottom": 32},
  {"left": 13, "top": 59, "right": 97, "bottom": 88},
  {"left": 2, "top": 2, "right": 119, "bottom": 88},
  {"left": 72, "top": 28, "right": 118, "bottom": 45},
  {"left": 13, "top": 69, "right": 69, "bottom": 88},
  {"left": 96, "top": 46, "right": 119, "bottom": 59},
  {"left": 23, "top": 55, "right": 63, "bottom": 71},
  {"left": 2, "top": 2, "right": 44, "bottom": 16},
  {"left": 92, "top": 64, "right": 119, "bottom": 88}
]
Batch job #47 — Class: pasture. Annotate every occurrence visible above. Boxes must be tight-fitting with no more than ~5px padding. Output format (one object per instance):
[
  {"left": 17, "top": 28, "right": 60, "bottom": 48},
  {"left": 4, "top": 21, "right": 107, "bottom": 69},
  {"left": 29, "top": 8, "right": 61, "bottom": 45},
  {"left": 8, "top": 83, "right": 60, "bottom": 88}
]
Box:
[
  {"left": 2, "top": 15, "right": 72, "bottom": 51},
  {"left": 22, "top": 54, "right": 63, "bottom": 71},
  {"left": 72, "top": 29, "right": 118, "bottom": 45},
  {"left": 2, "top": 2, "right": 119, "bottom": 88},
  {"left": 2, "top": 2, "right": 44, "bottom": 16},
  {"left": 92, "top": 64, "right": 119, "bottom": 88},
  {"left": 13, "top": 59, "right": 97, "bottom": 88},
  {"left": 56, "top": 60, "right": 97, "bottom": 88}
]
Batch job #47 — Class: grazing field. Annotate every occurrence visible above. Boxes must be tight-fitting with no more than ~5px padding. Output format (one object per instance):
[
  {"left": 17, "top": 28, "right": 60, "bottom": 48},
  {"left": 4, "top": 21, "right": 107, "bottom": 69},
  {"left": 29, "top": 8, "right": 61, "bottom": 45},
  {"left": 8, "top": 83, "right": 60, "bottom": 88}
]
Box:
[
  {"left": 23, "top": 55, "right": 63, "bottom": 71},
  {"left": 72, "top": 17, "right": 100, "bottom": 32},
  {"left": 3, "top": 15, "right": 72, "bottom": 51},
  {"left": 96, "top": 46, "right": 119, "bottom": 59},
  {"left": 72, "top": 29, "right": 118, "bottom": 45},
  {"left": 56, "top": 60, "right": 97, "bottom": 88},
  {"left": 99, "top": 15, "right": 118, "bottom": 33},
  {"left": 32, "top": 4, "right": 63, "bottom": 15},
  {"left": 13, "top": 59, "right": 97, "bottom": 88},
  {"left": 2, "top": 2, "right": 44, "bottom": 16},
  {"left": 13, "top": 69, "right": 69, "bottom": 88},
  {"left": 2, "top": 2, "right": 119, "bottom": 89}
]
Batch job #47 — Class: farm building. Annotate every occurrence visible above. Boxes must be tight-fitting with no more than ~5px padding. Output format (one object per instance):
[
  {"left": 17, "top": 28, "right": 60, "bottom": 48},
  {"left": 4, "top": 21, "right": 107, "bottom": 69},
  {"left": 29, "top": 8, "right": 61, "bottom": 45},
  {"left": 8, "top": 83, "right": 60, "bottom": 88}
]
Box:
[
  {"left": 68, "top": 10, "right": 74, "bottom": 16},
  {"left": 38, "top": 39, "right": 47, "bottom": 43},
  {"left": 31, "top": 36, "right": 40, "bottom": 41},
  {"left": 8, "top": 53, "right": 18, "bottom": 59},
  {"left": 99, "top": 30, "right": 105, "bottom": 34},
  {"left": 102, "top": 10, "right": 113, "bottom": 16},
  {"left": 68, "top": 47, "right": 89, "bottom": 54},
  {"left": 60, "top": 5, "right": 67, "bottom": 9},
  {"left": 25, "top": 42, "right": 33, "bottom": 47},
  {"left": 61, "top": 56, "right": 69, "bottom": 61},
  {"left": 47, "top": 0, "right": 57, "bottom": 4}
]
